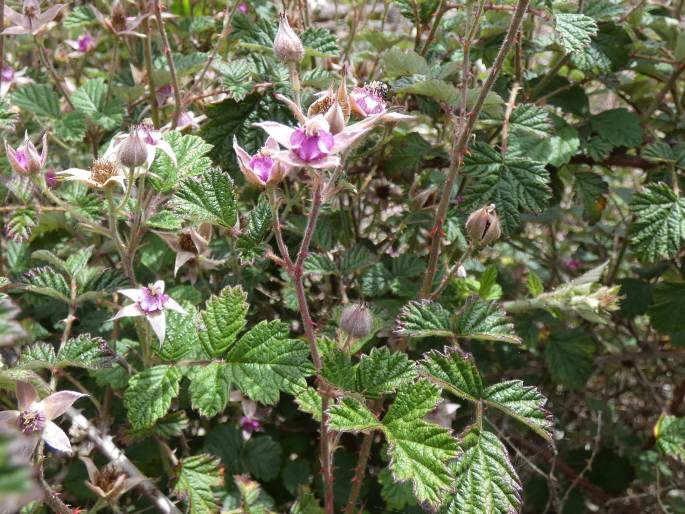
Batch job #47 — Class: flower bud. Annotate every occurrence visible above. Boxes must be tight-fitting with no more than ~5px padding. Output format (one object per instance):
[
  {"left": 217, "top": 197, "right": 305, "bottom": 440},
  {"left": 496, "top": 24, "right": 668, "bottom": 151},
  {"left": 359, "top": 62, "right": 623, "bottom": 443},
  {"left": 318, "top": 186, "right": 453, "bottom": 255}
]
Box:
[
  {"left": 324, "top": 100, "right": 345, "bottom": 135},
  {"left": 456, "top": 264, "right": 467, "bottom": 278},
  {"left": 465, "top": 204, "right": 501, "bottom": 245},
  {"left": 117, "top": 129, "right": 147, "bottom": 168},
  {"left": 273, "top": 12, "right": 304, "bottom": 64},
  {"left": 340, "top": 303, "right": 373, "bottom": 339}
]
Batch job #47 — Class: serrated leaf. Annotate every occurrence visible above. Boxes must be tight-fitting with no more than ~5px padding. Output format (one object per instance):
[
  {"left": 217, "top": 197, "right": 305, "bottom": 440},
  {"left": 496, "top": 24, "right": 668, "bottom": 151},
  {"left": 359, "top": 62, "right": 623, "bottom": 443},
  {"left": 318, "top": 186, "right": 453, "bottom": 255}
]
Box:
[
  {"left": 383, "top": 48, "right": 429, "bottom": 77},
  {"left": 244, "top": 436, "right": 283, "bottom": 481},
  {"left": 198, "top": 286, "right": 248, "bottom": 357},
  {"left": 187, "top": 363, "right": 232, "bottom": 417},
  {"left": 147, "top": 211, "right": 184, "bottom": 230},
  {"left": 173, "top": 168, "right": 238, "bottom": 228},
  {"left": 422, "top": 348, "right": 483, "bottom": 403},
  {"left": 322, "top": 350, "right": 357, "bottom": 391},
  {"left": 356, "top": 347, "right": 415, "bottom": 396},
  {"left": 445, "top": 428, "right": 521, "bottom": 514},
  {"left": 527, "top": 271, "right": 544, "bottom": 297},
  {"left": 152, "top": 133, "right": 213, "bottom": 193},
  {"left": 395, "top": 300, "right": 453, "bottom": 339},
  {"left": 57, "top": 334, "right": 113, "bottom": 369},
  {"left": 508, "top": 104, "right": 553, "bottom": 138},
  {"left": 455, "top": 298, "right": 521, "bottom": 344},
  {"left": 590, "top": 108, "right": 642, "bottom": 149},
  {"left": 19, "top": 267, "right": 70, "bottom": 302},
  {"left": 385, "top": 420, "right": 458, "bottom": 508},
  {"left": 483, "top": 380, "right": 553, "bottom": 443},
  {"left": 226, "top": 320, "right": 314, "bottom": 405},
  {"left": 383, "top": 381, "right": 442, "bottom": 425},
  {"left": 53, "top": 111, "right": 87, "bottom": 142},
  {"left": 71, "top": 78, "right": 124, "bottom": 130},
  {"left": 629, "top": 183, "right": 685, "bottom": 262},
  {"left": 328, "top": 398, "right": 382, "bottom": 432},
  {"left": 238, "top": 197, "right": 272, "bottom": 260},
  {"left": 17, "top": 342, "right": 56, "bottom": 369},
  {"left": 396, "top": 79, "right": 459, "bottom": 105},
  {"left": 647, "top": 281, "right": 685, "bottom": 334},
  {"left": 11, "top": 84, "right": 60, "bottom": 118},
  {"left": 643, "top": 142, "right": 675, "bottom": 163},
  {"left": 173, "top": 454, "right": 223, "bottom": 514},
  {"left": 304, "top": 254, "right": 337, "bottom": 275},
  {"left": 215, "top": 59, "right": 254, "bottom": 102},
  {"left": 295, "top": 386, "right": 322, "bottom": 421},
  {"left": 545, "top": 329, "right": 595, "bottom": 390},
  {"left": 300, "top": 27, "right": 339, "bottom": 57},
  {"left": 6, "top": 208, "right": 36, "bottom": 242},
  {"left": 462, "top": 142, "right": 551, "bottom": 235},
  {"left": 124, "top": 365, "right": 182, "bottom": 429},
  {"left": 378, "top": 468, "right": 418, "bottom": 511},
  {"left": 655, "top": 415, "right": 685, "bottom": 460},
  {"left": 157, "top": 308, "right": 199, "bottom": 361},
  {"left": 554, "top": 13, "right": 598, "bottom": 54},
  {"left": 339, "top": 245, "right": 377, "bottom": 275},
  {"left": 575, "top": 171, "right": 608, "bottom": 224}
]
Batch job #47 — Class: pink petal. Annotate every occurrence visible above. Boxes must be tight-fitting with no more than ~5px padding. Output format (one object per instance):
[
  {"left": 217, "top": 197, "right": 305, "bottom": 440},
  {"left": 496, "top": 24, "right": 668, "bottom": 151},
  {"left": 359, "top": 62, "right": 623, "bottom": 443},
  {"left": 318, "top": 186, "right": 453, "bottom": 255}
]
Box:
[
  {"left": 274, "top": 93, "right": 306, "bottom": 124},
  {"left": 111, "top": 303, "right": 144, "bottom": 320},
  {"left": 165, "top": 298, "right": 187, "bottom": 315},
  {"left": 39, "top": 132, "right": 48, "bottom": 167},
  {"left": 3, "top": 6, "right": 25, "bottom": 26},
  {"left": 381, "top": 112, "right": 414, "bottom": 122},
  {"left": 233, "top": 136, "right": 253, "bottom": 172},
  {"left": 42, "top": 421, "right": 72, "bottom": 453},
  {"left": 147, "top": 312, "right": 167, "bottom": 344},
  {"left": 118, "top": 288, "right": 143, "bottom": 302},
  {"left": 273, "top": 150, "right": 307, "bottom": 169},
  {"left": 40, "top": 391, "right": 86, "bottom": 420},
  {"left": 264, "top": 137, "right": 280, "bottom": 152},
  {"left": 174, "top": 252, "right": 195, "bottom": 276},
  {"left": 36, "top": 4, "right": 65, "bottom": 27},
  {"left": 0, "top": 410, "right": 19, "bottom": 427},
  {"left": 16, "top": 382, "right": 37, "bottom": 411},
  {"left": 252, "top": 122, "right": 295, "bottom": 149},
  {"left": 1, "top": 26, "right": 30, "bottom": 36},
  {"left": 308, "top": 155, "right": 341, "bottom": 170},
  {"left": 152, "top": 280, "right": 165, "bottom": 294}
]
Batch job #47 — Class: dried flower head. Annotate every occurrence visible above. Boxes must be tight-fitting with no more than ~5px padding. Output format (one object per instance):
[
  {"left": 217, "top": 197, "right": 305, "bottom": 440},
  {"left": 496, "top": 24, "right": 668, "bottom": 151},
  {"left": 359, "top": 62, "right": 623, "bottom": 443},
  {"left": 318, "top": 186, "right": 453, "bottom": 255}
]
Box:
[
  {"left": 117, "top": 128, "right": 148, "bottom": 168},
  {"left": 465, "top": 204, "right": 502, "bottom": 245},
  {"left": 340, "top": 303, "right": 374, "bottom": 339},
  {"left": 59, "top": 157, "right": 126, "bottom": 190},
  {"left": 4, "top": 132, "right": 48, "bottom": 175},
  {"left": 2, "top": 0, "right": 65, "bottom": 36},
  {"left": 273, "top": 12, "right": 304, "bottom": 64}
]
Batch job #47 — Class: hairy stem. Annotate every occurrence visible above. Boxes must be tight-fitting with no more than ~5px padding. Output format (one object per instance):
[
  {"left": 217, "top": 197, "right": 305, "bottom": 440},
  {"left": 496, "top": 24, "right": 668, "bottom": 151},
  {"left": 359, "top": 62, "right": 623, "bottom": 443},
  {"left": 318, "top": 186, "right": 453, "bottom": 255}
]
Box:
[
  {"left": 420, "top": 0, "right": 532, "bottom": 298},
  {"left": 141, "top": 12, "right": 161, "bottom": 128},
  {"left": 343, "top": 431, "right": 374, "bottom": 514},
  {"left": 153, "top": 0, "right": 183, "bottom": 128}
]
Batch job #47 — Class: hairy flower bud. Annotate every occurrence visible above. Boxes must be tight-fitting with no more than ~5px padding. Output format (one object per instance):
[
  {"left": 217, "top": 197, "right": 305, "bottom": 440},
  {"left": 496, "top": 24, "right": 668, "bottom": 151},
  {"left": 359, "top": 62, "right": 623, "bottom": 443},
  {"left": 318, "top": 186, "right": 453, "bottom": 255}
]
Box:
[
  {"left": 117, "top": 129, "right": 147, "bottom": 168},
  {"left": 340, "top": 303, "right": 373, "bottom": 339},
  {"left": 273, "top": 12, "right": 304, "bottom": 64},
  {"left": 465, "top": 204, "right": 501, "bottom": 245}
]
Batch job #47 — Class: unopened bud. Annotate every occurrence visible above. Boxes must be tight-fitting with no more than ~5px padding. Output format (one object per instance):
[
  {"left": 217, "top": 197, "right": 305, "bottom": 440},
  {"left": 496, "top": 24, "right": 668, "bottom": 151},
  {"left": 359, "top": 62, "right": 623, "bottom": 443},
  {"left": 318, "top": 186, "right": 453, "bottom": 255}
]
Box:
[
  {"left": 340, "top": 303, "right": 373, "bottom": 339},
  {"left": 273, "top": 12, "right": 304, "bottom": 64},
  {"left": 324, "top": 100, "right": 345, "bottom": 134},
  {"left": 117, "top": 129, "right": 147, "bottom": 168},
  {"left": 465, "top": 204, "right": 501, "bottom": 245},
  {"left": 456, "top": 264, "right": 467, "bottom": 278}
]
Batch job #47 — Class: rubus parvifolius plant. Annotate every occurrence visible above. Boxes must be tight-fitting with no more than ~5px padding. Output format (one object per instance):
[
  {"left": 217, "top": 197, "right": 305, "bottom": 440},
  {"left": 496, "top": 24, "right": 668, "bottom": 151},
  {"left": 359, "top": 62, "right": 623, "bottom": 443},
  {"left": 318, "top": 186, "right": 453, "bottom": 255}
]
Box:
[{"left": 1, "top": 1, "right": 685, "bottom": 514}]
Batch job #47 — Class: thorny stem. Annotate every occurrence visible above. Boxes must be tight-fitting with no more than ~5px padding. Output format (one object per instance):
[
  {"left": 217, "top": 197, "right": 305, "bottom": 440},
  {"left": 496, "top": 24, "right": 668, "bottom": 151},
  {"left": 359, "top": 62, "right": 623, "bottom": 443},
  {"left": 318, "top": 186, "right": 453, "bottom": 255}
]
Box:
[
  {"left": 500, "top": 83, "right": 521, "bottom": 156},
  {"left": 271, "top": 175, "right": 334, "bottom": 513},
  {"left": 141, "top": 12, "right": 161, "bottom": 128},
  {"left": 420, "top": 0, "right": 532, "bottom": 298},
  {"left": 36, "top": 442, "right": 72, "bottom": 514},
  {"left": 36, "top": 38, "right": 75, "bottom": 110},
  {"left": 343, "top": 430, "right": 374, "bottom": 514},
  {"left": 153, "top": 1, "right": 183, "bottom": 128},
  {"left": 107, "top": 188, "right": 135, "bottom": 284}
]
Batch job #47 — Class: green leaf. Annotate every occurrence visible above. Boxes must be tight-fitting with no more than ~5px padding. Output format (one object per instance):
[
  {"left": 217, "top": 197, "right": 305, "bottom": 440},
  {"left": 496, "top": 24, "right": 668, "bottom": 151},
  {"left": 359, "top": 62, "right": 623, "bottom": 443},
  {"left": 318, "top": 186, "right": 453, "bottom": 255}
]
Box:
[
  {"left": 527, "top": 271, "right": 544, "bottom": 297},
  {"left": 383, "top": 381, "right": 442, "bottom": 425},
  {"left": 304, "top": 254, "right": 337, "bottom": 275},
  {"left": 244, "top": 436, "right": 283, "bottom": 481},
  {"left": 590, "top": 108, "right": 643, "bottom": 149},
  {"left": 384, "top": 419, "right": 458, "bottom": 508},
  {"left": 147, "top": 211, "right": 184, "bottom": 230},
  {"left": 199, "top": 286, "right": 248, "bottom": 357},
  {"left": 462, "top": 142, "right": 551, "bottom": 235},
  {"left": 655, "top": 415, "right": 685, "bottom": 460},
  {"left": 328, "top": 398, "right": 382, "bottom": 432},
  {"left": 173, "top": 168, "right": 238, "bottom": 228},
  {"left": 17, "top": 342, "right": 55, "bottom": 369},
  {"left": 157, "top": 308, "right": 199, "bottom": 361},
  {"left": 238, "top": 197, "right": 272, "bottom": 260},
  {"left": 187, "top": 363, "right": 232, "bottom": 417},
  {"left": 478, "top": 266, "right": 498, "bottom": 299},
  {"left": 215, "top": 59, "right": 254, "bottom": 102},
  {"left": 57, "top": 334, "right": 113, "bottom": 369},
  {"left": 643, "top": 142, "right": 676, "bottom": 163},
  {"left": 508, "top": 104, "right": 553, "bottom": 138},
  {"left": 226, "top": 320, "right": 314, "bottom": 405},
  {"left": 300, "top": 27, "right": 339, "bottom": 57},
  {"left": 446, "top": 428, "right": 521, "bottom": 514},
  {"left": 19, "top": 267, "right": 70, "bottom": 302},
  {"left": 322, "top": 350, "right": 357, "bottom": 391},
  {"left": 545, "top": 329, "right": 596, "bottom": 389},
  {"left": 356, "top": 347, "right": 415, "bottom": 396},
  {"left": 339, "top": 245, "right": 377, "bottom": 275},
  {"left": 151, "top": 133, "right": 213, "bottom": 193},
  {"left": 422, "top": 348, "right": 483, "bottom": 403},
  {"left": 71, "top": 78, "right": 124, "bottom": 130},
  {"left": 11, "top": 84, "right": 60, "bottom": 118},
  {"left": 382, "top": 48, "right": 429, "bottom": 77},
  {"left": 378, "top": 468, "right": 418, "bottom": 511},
  {"left": 6, "top": 208, "right": 36, "bottom": 243},
  {"left": 454, "top": 298, "right": 521, "bottom": 345},
  {"left": 53, "top": 111, "right": 87, "bottom": 142},
  {"left": 396, "top": 79, "right": 459, "bottom": 105},
  {"left": 395, "top": 300, "right": 453, "bottom": 339},
  {"left": 483, "top": 380, "right": 554, "bottom": 443},
  {"left": 648, "top": 281, "right": 685, "bottom": 334},
  {"left": 575, "top": 171, "right": 608, "bottom": 224},
  {"left": 124, "top": 365, "right": 182, "bottom": 429},
  {"left": 629, "top": 183, "right": 685, "bottom": 262},
  {"left": 173, "top": 454, "right": 223, "bottom": 514},
  {"left": 554, "top": 13, "right": 598, "bottom": 54},
  {"left": 295, "top": 386, "right": 322, "bottom": 421}
]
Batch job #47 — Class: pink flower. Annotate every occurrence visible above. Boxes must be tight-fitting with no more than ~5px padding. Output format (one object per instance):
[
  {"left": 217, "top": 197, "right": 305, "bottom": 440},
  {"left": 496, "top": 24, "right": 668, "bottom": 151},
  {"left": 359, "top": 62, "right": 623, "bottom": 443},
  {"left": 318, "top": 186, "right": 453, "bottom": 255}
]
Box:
[
  {"left": 350, "top": 81, "right": 412, "bottom": 123},
  {"left": 0, "top": 65, "right": 31, "bottom": 97},
  {"left": 233, "top": 136, "right": 290, "bottom": 187},
  {"left": 0, "top": 381, "right": 86, "bottom": 453},
  {"left": 66, "top": 33, "right": 96, "bottom": 55},
  {"left": 4, "top": 132, "right": 48, "bottom": 175},
  {"left": 112, "top": 280, "right": 186, "bottom": 343},
  {"left": 237, "top": 2, "right": 249, "bottom": 14},
  {"left": 2, "top": 0, "right": 65, "bottom": 36}
]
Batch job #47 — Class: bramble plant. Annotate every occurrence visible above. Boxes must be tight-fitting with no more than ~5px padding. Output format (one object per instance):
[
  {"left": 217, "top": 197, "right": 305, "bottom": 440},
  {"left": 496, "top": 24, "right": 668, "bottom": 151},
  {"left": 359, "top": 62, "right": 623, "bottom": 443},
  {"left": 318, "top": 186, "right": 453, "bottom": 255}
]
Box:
[{"left": 0, "top": 0, "right": 684, "bottom": 513}]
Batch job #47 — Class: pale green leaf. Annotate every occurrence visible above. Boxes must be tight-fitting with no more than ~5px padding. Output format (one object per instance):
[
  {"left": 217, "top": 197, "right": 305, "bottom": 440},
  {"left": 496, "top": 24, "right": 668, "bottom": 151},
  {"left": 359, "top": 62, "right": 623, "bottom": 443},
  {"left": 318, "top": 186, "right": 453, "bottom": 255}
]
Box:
[
  {"left": 395, "top": 300, "right": 453, "bottom": 339},
  {"left": 328, "top": 397, "right": 382, "bottom": 432},
  {"left": 152, "top": 133, "right": 213, "bottom": 193},
  {"left": 554, "top": 13, "right": 598, "bottom": 54},
  {"left": 187, "top": 363, "right": 232, "bottom": 418},
  {"left": 124, "top": 365, "right": 182, "bottom": 429},
  {"left": 173, "top": 454, "right": 223, "bottom": 514},
  {"left": 173, "top": 168, "right": 238, "bottom": 228},
  {"left": 421, "top": 348, "right": 483, "bottom": 403},
  {"left": 198, "top": 286, "right": 248, "bottom": 357},
  {"left": 455, "top": 298, "right": 521, "bottom": 345}
]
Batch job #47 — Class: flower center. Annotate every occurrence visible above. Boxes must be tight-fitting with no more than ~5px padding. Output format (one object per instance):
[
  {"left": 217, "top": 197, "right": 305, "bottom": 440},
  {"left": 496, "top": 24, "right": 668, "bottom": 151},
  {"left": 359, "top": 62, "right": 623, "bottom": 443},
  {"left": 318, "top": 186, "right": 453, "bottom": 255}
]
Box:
[
  {"left": 91, "top": 159, "right": 119, "bottom": 185},
  {"left": 18, "top": 409, "right": 45, "bottom": 434},
  {"left": 290, "top": 127, "right": 334, "bottom": 162},
  {"left": 249, "top": 155, "right": 274, "bottom": 182},
  {"left": 241, "top": 416, "right": 261, "bottom": 433},
  {"left": 14, "top": 148, "right": 28, "bottom": 169},
  {"left": 139, "top": 285, "right": 170, "bottom": 313},
  {"left": 352, "top": 85, "right": 386, "bottom": 115},
  {"left": 78, "top": 34, "right": 94, "bottom": 53}
]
